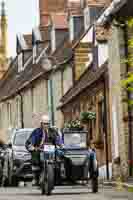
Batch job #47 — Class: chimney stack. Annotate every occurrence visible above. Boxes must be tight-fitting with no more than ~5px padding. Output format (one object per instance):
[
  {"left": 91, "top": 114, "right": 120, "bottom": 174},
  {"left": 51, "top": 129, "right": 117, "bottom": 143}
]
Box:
[{"left": 39, "top": 0, "right": 68, "bottom": 28}]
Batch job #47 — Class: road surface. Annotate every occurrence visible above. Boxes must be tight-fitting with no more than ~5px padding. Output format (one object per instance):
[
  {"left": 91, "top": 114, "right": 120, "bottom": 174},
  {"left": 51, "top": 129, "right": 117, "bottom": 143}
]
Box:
[{"left": 0, "top": 185, "right": 132, "bottom": 200}]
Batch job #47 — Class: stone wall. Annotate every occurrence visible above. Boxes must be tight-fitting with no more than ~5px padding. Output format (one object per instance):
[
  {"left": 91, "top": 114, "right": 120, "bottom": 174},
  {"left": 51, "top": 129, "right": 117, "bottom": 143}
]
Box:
[
  {"left": 63, "top": 65, "right": 73, "bottom": 95},
  {"left": 0, "top": 78, "right": 48, "bottom": 137},
  {"left": 51, "top": 64, "right": 73, "bottom": 128},
  {"left": 22, "top": 79, "right": 48, "bottom": 128},
  {"left": 108, "top": 24, "right": 129, "bottom": 180}
]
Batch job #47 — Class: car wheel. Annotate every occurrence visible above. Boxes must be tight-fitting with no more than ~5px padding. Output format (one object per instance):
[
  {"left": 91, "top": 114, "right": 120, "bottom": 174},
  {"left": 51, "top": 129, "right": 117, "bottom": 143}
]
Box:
[
  {"left": 8, "top": 168, "right": 19, "bottom": 187},
  {"left": 11, "top": 176, "right": 19, "bottom": 187}
]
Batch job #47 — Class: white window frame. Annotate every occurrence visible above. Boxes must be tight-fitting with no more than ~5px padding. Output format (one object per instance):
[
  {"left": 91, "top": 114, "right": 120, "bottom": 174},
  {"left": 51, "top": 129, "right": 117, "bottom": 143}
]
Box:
[
  {"left": 33, "top": 44, "right": 37, "bottom": 64},
  {"left": 84, "top": 7, "right": 90, "bottom": 31},
  {"left": 69, "top": 16, "right": 74, "bottom": 42},
  {"left": 98, "top": 42, "right": 108, "bottom": 67},
  {"left": 51, "top": 27, "right": 56, "bottom": 52},
  {"left": 18, "top": 52, "right": 23, "bottom": 72}
]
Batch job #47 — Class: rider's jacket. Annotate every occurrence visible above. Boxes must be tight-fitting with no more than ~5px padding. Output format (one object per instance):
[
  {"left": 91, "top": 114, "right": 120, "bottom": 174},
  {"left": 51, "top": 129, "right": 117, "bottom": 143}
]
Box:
[{"left": 25, "top": 128, "right": 62, "bottom": 150}]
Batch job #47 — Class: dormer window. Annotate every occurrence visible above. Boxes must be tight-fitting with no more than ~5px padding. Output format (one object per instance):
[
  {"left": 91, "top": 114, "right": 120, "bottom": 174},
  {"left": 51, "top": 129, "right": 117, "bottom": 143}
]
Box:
[
  {"left": 32, "top": 27, "right": 42, "bottom": 64},
  {"left": 16, "top": 34, "right": 27, "bottom": 72},
  {"left": 84, "top": 6, "right": 104, "bottom": 31},
  {"left": 69, "top": 15, "right": 84, "bottom": 42},
  {"left": 18, "top": 52, "right": 23, "bottom": 72}
]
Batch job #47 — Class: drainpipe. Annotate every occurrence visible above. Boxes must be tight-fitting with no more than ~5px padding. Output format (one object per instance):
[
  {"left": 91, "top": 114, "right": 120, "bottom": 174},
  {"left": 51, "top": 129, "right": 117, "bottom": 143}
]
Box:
[
  {"left": 18, "top": 93, "right": 24, "bottom": 128},
  {"left": 49, "top": 78, "right": 55, "bottom": 126},
  {"left": 103, "top": 75, "right": 110, "bottom": 180},
  {"left": 123, "top": 24, "right": 133, "bottom": 177}
]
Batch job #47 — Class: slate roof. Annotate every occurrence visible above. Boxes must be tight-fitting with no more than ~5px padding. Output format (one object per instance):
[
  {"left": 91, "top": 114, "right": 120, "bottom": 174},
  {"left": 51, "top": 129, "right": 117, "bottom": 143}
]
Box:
[
  {"left": 0, "top": 20, "right": 89, "bottom": 102},
  {"left": 0, "top": 7, "right": 93, "bottom": 103},
  {"left": 59, "top": 62, "right": 108, "bottom": 108},
  {"left": 0, "top": 56, "right": 48, "bottom": 102}
]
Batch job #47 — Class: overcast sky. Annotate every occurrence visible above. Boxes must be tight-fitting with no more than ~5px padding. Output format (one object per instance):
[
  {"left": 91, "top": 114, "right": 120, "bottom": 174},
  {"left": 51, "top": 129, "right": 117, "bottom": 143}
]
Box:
[
  {"left": 0, "top": 0, "right": 39, "bottom": 57},
  {"left": 0, "top": 0, "right": 80, "bottom": 57}
]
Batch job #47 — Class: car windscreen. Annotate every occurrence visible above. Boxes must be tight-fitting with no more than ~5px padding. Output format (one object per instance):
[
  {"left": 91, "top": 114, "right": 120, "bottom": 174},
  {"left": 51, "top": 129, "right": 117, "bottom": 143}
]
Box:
[
  {"left": 13, "top": 131, "right": 32, "bottom": 146},
  {"left": 63, "top": 132, "right": 87, "bottom": 148}
]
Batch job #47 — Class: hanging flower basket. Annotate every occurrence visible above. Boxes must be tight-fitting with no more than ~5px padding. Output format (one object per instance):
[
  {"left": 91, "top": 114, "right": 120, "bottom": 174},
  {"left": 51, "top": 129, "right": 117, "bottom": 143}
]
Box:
[{"left": 80, "top": 111, "right": 96, "bottom": 123}]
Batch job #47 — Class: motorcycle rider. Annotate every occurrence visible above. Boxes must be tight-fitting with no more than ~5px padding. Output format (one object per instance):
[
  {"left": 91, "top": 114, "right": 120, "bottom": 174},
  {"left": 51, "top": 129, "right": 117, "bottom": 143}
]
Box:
[{"left": 25, "top": 114, "right": 61, "bottom": 186}]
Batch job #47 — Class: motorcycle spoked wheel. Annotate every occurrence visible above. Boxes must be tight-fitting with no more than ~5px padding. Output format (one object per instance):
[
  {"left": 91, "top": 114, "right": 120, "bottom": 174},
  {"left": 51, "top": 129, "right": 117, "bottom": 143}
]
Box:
[
  {"left": 41, "top": 163, "right": 54, "bottom": 196},
  {"left": 91, "top": 176, "right": 98, "bottom": 193}
]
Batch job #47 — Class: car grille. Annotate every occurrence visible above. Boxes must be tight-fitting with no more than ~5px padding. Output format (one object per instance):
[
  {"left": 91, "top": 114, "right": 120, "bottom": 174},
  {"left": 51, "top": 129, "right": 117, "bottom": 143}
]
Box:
[{"left": 23, "top": 163, "right": 32, "bottom": 174}]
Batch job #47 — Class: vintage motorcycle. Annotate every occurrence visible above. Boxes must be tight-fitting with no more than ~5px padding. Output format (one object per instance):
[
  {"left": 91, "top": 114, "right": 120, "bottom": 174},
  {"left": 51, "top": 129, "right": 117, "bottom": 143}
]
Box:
[{"left": 39, "top": 130, "right": 99, "bottom": 195}]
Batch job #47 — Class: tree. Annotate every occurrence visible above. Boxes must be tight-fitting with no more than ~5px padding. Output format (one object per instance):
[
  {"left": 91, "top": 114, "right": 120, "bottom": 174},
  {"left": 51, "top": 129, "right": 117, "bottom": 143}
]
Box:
[{"left": 121, "top": 18, "right": 133, "bottom": 106}]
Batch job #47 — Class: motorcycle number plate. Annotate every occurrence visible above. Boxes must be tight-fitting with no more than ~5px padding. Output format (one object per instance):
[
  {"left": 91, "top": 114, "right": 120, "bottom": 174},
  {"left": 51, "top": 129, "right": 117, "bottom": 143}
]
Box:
[{"left": 44, "top": 145, "right": 55, "bottom": 152}]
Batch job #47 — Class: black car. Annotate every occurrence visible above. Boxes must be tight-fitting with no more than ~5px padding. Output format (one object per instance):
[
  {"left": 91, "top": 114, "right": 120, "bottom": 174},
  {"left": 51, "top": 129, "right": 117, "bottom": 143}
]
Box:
[{"left": 7, "top": 128, "right": 34, "bottom": 186}]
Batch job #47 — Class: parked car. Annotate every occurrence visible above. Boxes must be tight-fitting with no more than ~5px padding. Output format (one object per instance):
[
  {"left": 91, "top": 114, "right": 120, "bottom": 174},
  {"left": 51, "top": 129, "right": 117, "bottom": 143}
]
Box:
[
  {"left": 0, "top": 144, "right": 8, "bottom": 186},
  {"left": 7, "top": 128, "right": 34, "bottom": 186}
]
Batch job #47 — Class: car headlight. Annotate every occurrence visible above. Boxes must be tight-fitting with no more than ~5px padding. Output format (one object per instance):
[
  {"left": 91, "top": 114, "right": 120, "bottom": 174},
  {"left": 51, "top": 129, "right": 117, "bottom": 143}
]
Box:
[
  {"left": 23, "top": 153, "right": 31, "bottom": 161},
  {"left": 0, "top": 152, "right": 5, "bottom": 157}
]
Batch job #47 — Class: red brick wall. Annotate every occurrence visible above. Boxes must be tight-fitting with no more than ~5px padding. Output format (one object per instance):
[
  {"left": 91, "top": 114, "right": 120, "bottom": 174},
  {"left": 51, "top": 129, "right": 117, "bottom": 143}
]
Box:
[
  {"left": 39, "top": 0, "right": 111, "bottom": 27},
  {"left": 39, "top": 0, "right": 68, "bottom": 27},
  {"left": 40, "top": 0, "right": 67, "bottom": 13}
]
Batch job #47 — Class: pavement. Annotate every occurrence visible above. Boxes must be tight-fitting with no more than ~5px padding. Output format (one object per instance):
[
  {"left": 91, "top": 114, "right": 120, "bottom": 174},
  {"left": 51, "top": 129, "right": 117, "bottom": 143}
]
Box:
[
  {"left": 103, "top": 180, "right": 133, "bottom": 192},
  {"left": 0, "top": 184, "right": 132, "bottom": 200}
]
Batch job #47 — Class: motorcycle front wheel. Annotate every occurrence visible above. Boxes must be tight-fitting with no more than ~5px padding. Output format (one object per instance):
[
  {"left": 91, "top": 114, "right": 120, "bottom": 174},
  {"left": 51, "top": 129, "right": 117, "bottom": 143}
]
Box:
[{"left": 41, "top": 163, "right": 54, "bottom": 195}]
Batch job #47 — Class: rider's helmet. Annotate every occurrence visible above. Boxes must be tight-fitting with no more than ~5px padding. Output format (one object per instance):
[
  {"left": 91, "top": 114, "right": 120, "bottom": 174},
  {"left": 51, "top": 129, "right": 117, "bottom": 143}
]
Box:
[{"left": 40, "top": 115, "right": 50, "bottom": 124}]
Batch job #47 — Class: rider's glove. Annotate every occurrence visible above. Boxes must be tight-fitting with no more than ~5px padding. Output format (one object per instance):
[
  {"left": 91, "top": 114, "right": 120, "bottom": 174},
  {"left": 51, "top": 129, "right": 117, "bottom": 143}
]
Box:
[{"left": 28, "top": 145, "right": 35, "bottom": 151}]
